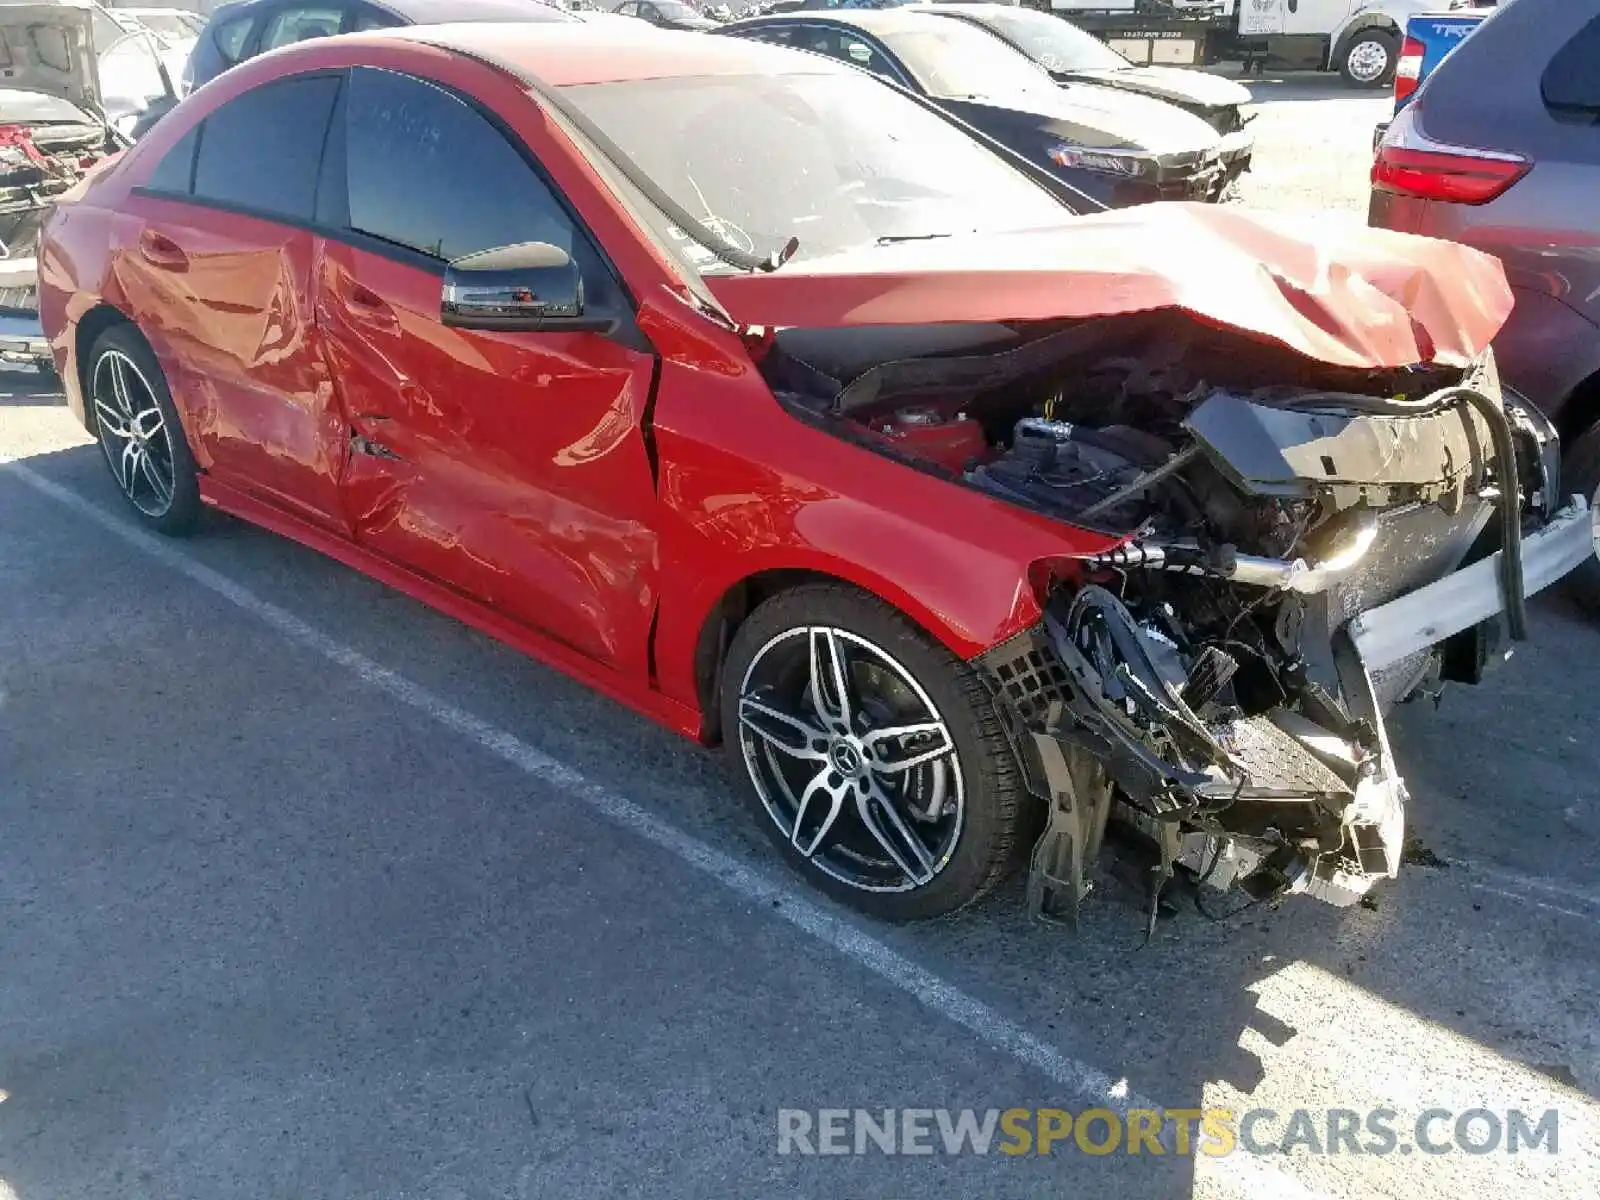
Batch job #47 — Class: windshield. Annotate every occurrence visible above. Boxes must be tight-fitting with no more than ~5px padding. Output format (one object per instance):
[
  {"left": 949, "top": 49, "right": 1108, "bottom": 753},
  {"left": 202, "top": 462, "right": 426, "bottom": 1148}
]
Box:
[
  {"left": 960, "top": 8, "right": 1130, "bottom": 72},
  {"left": 652, "top": 0, "right": 701, "bottom": 16},
  {"left": 876, "top": 22, "right": 1064, "bottom": 107},
  {"left": 559, "top": 71, "right": 1069, "bottom": 272},
  {"left": 129, "top": 13, "right": 200, "bottom": 38}
]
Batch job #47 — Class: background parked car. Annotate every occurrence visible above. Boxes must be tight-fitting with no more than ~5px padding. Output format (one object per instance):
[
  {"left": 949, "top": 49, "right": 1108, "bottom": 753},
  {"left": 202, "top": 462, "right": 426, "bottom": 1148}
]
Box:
[
  {"left": 718, "top": 8, "right": 1233, "bottom": 206},
  {"left": 0, "top": 0, "right": 121, "bottom": 369},
  {"left": 916, "top": 3, "right": 1253, "bottom": 181},
  {"left": 118, "top": 6, "right": 207, "bottom": 39},
  {"left": 184, "top": 0, "right": 574, "bottom": 94},
  {"left": 928, "top": 5, "right": 1252, "bottom": 134},
  {"left": 1372, "top": 4, "right": 1494, "bottom": 151},
  {"left": 609, "top": 0, "right": 715, "bottom": 29},
  {"left": 1369, "top": 0, "right": 1600, "bottom": 608}
]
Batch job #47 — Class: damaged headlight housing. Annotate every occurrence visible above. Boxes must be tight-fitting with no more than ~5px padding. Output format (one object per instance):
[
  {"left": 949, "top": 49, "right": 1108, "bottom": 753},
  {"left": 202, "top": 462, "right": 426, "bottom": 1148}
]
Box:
[{"left": 1045, "top": 143, "right": 1150, "bottom": 178}]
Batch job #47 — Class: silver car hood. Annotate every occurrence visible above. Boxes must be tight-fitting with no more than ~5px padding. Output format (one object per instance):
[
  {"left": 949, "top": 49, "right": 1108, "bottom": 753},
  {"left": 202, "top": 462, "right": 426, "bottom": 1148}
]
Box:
[{"left": 0, "top": 1, "right": 102, "bottom": 113}]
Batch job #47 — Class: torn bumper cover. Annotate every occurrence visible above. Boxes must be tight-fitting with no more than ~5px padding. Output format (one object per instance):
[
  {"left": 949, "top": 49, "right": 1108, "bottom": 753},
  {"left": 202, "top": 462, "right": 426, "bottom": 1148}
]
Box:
[
  {"left": 0, "top": 309, "right": 49, "bottom": 366},
  {"left": 1351, "top": 498, "right": 1595, "bottom": 671},
  {"left": 981, "top": 495, "right": 1596, "bottom": 921}
]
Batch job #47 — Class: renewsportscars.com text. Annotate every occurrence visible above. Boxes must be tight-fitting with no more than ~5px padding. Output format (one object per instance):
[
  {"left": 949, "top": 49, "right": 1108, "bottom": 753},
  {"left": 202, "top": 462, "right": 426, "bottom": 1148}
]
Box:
[{"left": 776, "top": 1107, "right": 1560, "bottom": 1158}]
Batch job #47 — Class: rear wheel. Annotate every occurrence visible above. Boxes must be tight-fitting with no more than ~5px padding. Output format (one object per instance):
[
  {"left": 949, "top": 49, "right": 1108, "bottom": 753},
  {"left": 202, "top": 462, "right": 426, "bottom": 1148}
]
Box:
[
  {"left": 720, "top": 584, "right": 1027, "bottom": 921},
  {"left": 1561, "top": 422, "right": 1600, "bottom": 613},
  {"left": 86, "top": 324, "right": 201, "bottom": 535},
  {"left": 1340, "top": 29, "right": 1399, "bottom": 88}
]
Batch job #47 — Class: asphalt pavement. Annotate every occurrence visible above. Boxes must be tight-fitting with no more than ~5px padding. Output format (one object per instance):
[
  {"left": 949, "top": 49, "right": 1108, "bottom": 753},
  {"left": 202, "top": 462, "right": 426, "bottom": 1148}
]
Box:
[{"left": 2, "top": 78, "right": 1599, "bottom": 1200}]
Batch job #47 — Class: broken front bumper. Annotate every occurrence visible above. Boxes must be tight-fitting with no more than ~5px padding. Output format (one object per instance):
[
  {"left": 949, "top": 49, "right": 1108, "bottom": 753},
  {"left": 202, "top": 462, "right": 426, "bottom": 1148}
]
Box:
[
  {"left": 0, "top": 257, "right": 49, "bottom": 368},
  {"left": 1351, "top": 496, "right": 1596, "bottom": 671},
  {"left": 980, "top": 496, "right": 1598, "bottom": 923},
  {"left": 0, "top": 309, "right": 49, "bottom": 367}
]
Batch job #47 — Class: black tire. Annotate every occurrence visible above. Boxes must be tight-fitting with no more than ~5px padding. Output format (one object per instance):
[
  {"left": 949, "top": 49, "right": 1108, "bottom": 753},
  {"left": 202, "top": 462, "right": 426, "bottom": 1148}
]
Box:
[
  {"left": 1560, "top": 422, "right": 1600, "bottom": 614},
  {"left": 85, "top": 323, "right": 201, "bottom": 536},
  {"left": 1339, "top": 28, "right": 1399, "bottom": 89},
  {"left": 720, "top": 583, "right": 1028, "bottom": 921}
]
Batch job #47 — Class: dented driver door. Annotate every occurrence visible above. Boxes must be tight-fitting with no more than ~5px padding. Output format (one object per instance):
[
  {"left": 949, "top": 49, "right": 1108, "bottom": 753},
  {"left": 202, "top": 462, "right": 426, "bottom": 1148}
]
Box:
[{"left": 314, "top": 67, "right": 661, "bottom": 675}]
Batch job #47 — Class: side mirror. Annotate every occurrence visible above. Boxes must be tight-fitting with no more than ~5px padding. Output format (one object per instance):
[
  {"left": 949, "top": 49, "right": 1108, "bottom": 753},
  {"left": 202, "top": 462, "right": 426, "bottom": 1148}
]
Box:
[{"left": 441, "top": 241, "right": 584, "bottom": 332}]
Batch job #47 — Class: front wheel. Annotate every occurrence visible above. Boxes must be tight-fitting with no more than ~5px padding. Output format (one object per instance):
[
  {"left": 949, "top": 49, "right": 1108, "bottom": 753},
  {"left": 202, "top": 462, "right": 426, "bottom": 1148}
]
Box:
[
  {"left": 720, "top": 583, "right": 1028, "bottom": 921},
  {"left": 1340, "top": 29, "right": 1399, "bottom": 88}
]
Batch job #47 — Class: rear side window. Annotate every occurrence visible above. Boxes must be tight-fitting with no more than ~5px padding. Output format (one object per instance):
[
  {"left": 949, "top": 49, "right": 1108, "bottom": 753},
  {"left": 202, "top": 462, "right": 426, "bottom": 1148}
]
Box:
[
  {"left": 212, "top": 14, "right": 255, "bottom": 63},
  {"left": 193, "top": 74, "right": 341, "bottom": 221},
  {"left": 1542, "top": 15, "right": 1600, "bottom": 118},
  {"left": 146, "top": 125, "right": 199, "bottom": 194},
  {"left": 340, "top": 68, "right": 576, "bottom": 262}
]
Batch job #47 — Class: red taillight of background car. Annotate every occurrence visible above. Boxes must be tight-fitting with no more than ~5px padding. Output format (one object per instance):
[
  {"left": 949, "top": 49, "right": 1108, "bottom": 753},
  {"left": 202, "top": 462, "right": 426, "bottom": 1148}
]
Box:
[
  {"left": 1372, "top": 105, "right": 1531, "bottom": 205},
  {"left": 1393, "top": 36, "right": 1425, "bottom": 105}
]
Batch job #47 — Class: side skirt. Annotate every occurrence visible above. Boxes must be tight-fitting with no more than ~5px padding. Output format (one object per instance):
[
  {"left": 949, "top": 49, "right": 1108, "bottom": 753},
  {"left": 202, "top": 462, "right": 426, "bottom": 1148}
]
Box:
[{"left": 198, "top": 476, "right": 708, "bottom": 743}]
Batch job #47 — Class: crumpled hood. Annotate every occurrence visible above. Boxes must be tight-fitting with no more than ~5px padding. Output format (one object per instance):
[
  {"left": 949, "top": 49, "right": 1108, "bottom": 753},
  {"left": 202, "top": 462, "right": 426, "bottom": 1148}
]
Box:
[
  {"left": 0, "top": 1, "right": 101, "bottom": 112},
  {"left": 1061, "top": 65, "right": 1252, "bottom": 112},
  {"left": 703, "top": 204, "right": 1514, "bottom": 369}
]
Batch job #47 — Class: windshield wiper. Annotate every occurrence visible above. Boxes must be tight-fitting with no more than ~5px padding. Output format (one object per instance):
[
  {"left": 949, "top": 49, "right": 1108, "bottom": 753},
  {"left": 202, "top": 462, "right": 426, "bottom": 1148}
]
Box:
[{"left": 877, "top": 233, "right": 953, "bottom": 244}]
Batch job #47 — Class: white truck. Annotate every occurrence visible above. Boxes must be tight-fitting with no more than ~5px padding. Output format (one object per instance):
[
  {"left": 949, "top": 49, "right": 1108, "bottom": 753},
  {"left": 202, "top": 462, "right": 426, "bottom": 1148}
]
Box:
[{"left": 1048, "top": 0, "right": 1475, "bottom": 87}]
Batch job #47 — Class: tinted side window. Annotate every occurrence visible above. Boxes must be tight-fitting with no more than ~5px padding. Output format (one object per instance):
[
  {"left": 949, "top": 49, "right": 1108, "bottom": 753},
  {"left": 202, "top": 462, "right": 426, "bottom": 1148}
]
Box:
[
  {"left": 193, "top": 74, "right": 340, "bottom": 221},
  {"left": 212, "top": 13, "right": 255, "bottom": 62},
  {"left": 146, "top": 125, "right": 199, "bottom": 194},
  {"left": 1542, "top": 16, "right": 1600, "bottom": 117},
  {"left": 342, "top": 68, "right": 576, "bottom": 262}
]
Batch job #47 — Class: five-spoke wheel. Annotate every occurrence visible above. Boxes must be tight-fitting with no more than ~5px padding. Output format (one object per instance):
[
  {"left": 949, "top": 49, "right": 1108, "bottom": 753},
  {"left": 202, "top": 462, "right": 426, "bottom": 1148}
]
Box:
[
  {"left": 87, "top": 325, "right": 200, "bottom": 535},
  {"left": 721, "top": 585, "right": 1027, "bottom": 920}
]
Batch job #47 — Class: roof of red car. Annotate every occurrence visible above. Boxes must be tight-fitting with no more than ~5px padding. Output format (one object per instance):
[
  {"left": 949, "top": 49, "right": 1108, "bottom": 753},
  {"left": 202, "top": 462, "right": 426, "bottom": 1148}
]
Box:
[{"left": 375, "top": 23, "right": 848, "bottom": 87}]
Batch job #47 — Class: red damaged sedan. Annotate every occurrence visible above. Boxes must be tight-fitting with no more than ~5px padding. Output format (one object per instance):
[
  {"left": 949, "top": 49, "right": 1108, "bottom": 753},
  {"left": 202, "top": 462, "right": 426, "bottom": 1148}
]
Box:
[{"left": 38, "top": 25, "right": 1596, "bottom": 925}]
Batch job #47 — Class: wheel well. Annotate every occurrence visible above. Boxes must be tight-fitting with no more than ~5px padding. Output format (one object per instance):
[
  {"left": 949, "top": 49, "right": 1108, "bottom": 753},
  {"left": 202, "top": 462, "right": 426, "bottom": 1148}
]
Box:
[
  {"left": 692, "top": 568, "right": 876, "bottom": 745},
  {"left": 72, "top": 303, "right": 131, "bottom": 431},
  {"left": 1332, "top": 17, "right": 1398, "bottom": 66},
  {"left": 1556, "top": 369, "right": 1600, "bottom": 449}
]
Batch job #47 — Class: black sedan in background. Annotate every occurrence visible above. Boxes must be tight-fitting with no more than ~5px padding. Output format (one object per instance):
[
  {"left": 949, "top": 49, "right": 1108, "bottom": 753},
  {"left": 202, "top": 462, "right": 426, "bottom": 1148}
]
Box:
[
  {"left": 919, "top": 3, "right": 1252, "bottom": 180},
  {"left": 922, "top": 4, "right": 1254, "bottom": 135},
  {"left": 717, "top": 8, "right": 1232, "bottom": 207}
]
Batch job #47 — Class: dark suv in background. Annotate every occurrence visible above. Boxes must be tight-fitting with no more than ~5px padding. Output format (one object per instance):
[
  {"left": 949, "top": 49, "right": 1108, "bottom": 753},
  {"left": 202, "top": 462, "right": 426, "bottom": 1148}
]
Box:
[
  {"left": 185, "top": 0, "right": 571, "bottom": 93},
  {"left": 1370, "top": 0, "right": 1600, "bottom": 607}
]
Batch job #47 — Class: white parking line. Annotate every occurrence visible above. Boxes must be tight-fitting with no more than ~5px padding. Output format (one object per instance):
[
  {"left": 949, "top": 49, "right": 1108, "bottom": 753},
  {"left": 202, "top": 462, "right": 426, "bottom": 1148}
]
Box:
[{"left": 1449, "top": 860, "right": 1600, "bottom": 922}]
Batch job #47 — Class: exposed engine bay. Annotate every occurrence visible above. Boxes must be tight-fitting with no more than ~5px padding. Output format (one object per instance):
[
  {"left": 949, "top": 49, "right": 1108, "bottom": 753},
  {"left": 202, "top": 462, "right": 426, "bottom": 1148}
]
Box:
[
  {"left": 761, "top": 314, "right": 1563, "bottom": 926},
  {"left": 0, "top": 114, "right": 111, "bottom": 313}
]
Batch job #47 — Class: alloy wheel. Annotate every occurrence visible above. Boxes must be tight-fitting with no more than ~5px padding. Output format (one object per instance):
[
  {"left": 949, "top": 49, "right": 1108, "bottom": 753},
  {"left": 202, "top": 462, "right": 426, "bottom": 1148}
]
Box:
[
  {"left": 735, "top": 626, "right": 965, "bottom": 893},
  {"left": 92, "top": 349, "right": 176, "bottom": 519},
  {"left": 1347, "top": 40, "right": 1391, "bottom": 84}
]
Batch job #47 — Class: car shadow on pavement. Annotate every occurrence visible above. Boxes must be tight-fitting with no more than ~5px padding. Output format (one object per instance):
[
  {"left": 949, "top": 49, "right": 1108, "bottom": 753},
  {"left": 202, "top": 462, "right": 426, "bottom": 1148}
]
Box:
[{"left": 4, "top": 441, "right": 1596, "bottom": 1200}]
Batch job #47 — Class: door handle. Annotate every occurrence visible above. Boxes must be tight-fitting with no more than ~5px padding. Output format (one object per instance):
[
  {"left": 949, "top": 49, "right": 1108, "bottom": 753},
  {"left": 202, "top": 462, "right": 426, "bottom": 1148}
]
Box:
[
  {"left": 347, "top": 283, "right": 385, "bottom": 311},
  {"left": 343, "top": 281, "right": 399, "bottom": 331},
  {"left": 138, "top": 230, "right": 188, "bottom": 271}
]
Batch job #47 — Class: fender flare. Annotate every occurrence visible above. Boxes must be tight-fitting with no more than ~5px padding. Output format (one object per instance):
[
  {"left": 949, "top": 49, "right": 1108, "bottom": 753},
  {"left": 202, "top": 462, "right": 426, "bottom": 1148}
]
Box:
[{"left": 1329, "top": 12, "right": 1401, "bottom": 72}]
